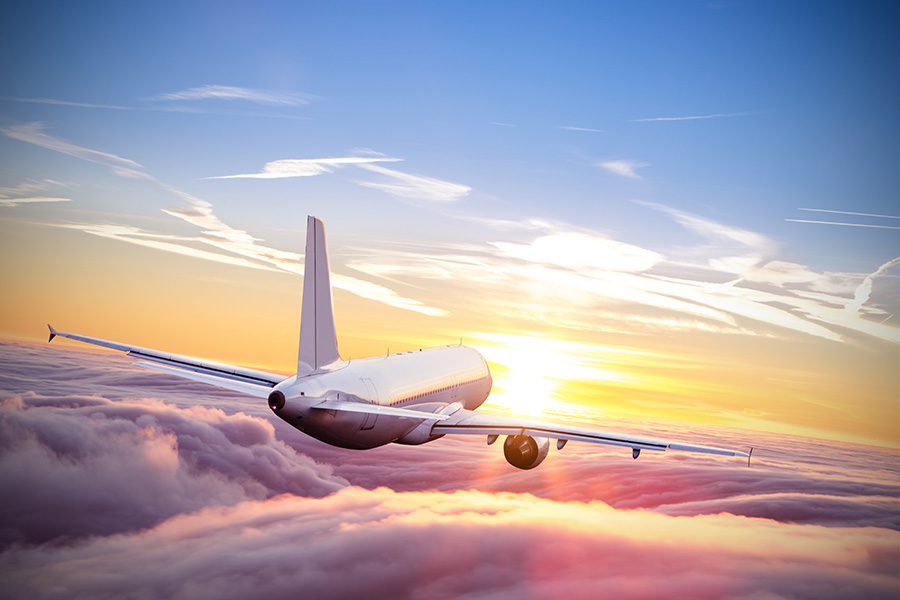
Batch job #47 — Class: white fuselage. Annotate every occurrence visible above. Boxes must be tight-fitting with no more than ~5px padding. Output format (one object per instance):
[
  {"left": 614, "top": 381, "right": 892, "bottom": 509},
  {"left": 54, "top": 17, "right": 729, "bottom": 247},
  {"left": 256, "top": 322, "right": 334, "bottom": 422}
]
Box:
[{"left": 272, "top": 345, "right": 492, "bottom": 449}]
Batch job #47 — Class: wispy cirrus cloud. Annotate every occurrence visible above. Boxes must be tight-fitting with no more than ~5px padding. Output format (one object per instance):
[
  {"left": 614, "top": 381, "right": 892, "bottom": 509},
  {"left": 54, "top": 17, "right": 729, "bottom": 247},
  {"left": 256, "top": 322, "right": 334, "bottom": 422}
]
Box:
[
  {"left": 1, "top": 123, "right": 447, "bottom": 317},
  {"left": 632, "top": 111, "right": 757, "bottom": 122},
  {"left": 205, "top": 156, "right": 402, "bottom": 179},
  {"left": 355, "top": 163, "right": 472, "bottom": 203},
  {"left": 845, "top": 257, "right": 900, "bottom": 315},
  {"left": 638, "top": 200, "right": 773, "bottom": 253},
  {"left": 2, "top": 122, "right": 142, "bottom": 171},
  {"left": 491, "top": 232, "right": 663, "bottom": 273},
  {"left": 348, "top": 205, "right": 898, "bottom": 344},
  {"left": 0, "top": 178, "right": 71, "bottom": 207},
  {"left": 154, "top": 85, "right": 315, "bottom": 106},
  {"left": 0, "top": 197, "right": 70, "bottom": 207},
  {"left": 0, "top": 96, "right": 313, "bottom": 120},
  {"left": 559, "top": 125, "right": 604, "bottom": 133},
  {"left": 208, "top": 153, "right": 471, "bottom": 204},
  {"left": 598, "top": 159, "right": 647, "bottom": 179},
  {"left": 0, "top": 96, "right": 133, "bottom": 110}
]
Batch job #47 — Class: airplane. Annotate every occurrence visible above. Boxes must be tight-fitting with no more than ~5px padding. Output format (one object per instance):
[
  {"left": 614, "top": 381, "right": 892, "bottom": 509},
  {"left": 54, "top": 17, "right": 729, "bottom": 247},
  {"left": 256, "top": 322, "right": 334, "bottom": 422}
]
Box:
[{"left": 48, "top": 216, "right": 751, "bottom": 470}]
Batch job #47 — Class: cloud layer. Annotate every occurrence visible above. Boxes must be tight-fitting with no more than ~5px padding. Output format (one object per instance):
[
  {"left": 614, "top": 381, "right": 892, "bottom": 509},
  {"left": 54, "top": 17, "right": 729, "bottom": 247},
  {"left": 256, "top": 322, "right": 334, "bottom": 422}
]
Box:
[
  {"left": 3, "top": 486, "right": 897, "bottom": 600},
  {"left": 0, "top": 392, "right": 345, "bottom": 547},
  {"left": 0, "top": 342, "right": 897, "bottom": 599}
]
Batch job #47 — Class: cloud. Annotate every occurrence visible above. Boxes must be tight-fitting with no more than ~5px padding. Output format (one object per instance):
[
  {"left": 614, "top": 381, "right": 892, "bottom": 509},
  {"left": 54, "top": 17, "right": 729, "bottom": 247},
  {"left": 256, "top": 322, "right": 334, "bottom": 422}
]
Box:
[
  {"left": 632, "top": 111, "right": 757, "bottom": 122},
  {"left": 598, "top": 159, "right": 646, "bottom": 179},
  {"left": 331, "top": 274, "right": 449, "bottom": 317},
  {"left": 344, "top": 207, "right": 899, "bottom": 343},
  {"left": 207, "top": 153, "right": 471, "bottom": 205},
  {"left": 0, "top": 197, "right": 70, "bottom": 207},
  {"left": 0, "top": 391, "right": 346, "bottom": 547},
  {"left": 2, "top": 122, "right": 142, "bottom": 171},
  {"left": 0, "top": 178, "right": 72, "bottom": 207},
  {"left": 52, "top": 223, "right": 282, "bottom": 272},
  {"left": 1, "top": 96, "right": 313, "bottom": 120},
  {"left": 1, "top": 96, "right": 134, "bottom": 110},
  {"left": 638, "top": 201, "right": 773, "bottom": 252},
  {"left": 206, "top": 156, "right": 402, "bottom": 179},
  {"left": 845, "top": 257, "right": 900, "bottom": 314},
  {"left": 355, "top": 163, "right": 472, "bottom": 203},
  {"left": 154, "top": 85, "right": 315, "bottom": 106},
  {"left": 489, "top": 121, "right": 516, "bottom": 127},
  {"left": 491, "top": 232, "right": 663, "bottom": 273},
  {"left": 559, "top": 125, "right": 604, "bottom": 133},
  {"left": 2, "top": 487, "right": 896, "bottom": 600},
  {"left": 0, "top": 342, "right": 898, "bottom": 598}
]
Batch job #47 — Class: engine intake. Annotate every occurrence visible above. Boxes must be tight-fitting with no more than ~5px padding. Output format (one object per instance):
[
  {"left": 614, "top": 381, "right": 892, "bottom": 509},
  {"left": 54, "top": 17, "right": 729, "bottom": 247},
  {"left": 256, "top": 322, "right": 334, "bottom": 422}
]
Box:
[
  {"left": 503, "top": 434, "right": 550, "bottom": 470},
  {"left": 267, "top": 390, "right": 286, "bottom": 412}
]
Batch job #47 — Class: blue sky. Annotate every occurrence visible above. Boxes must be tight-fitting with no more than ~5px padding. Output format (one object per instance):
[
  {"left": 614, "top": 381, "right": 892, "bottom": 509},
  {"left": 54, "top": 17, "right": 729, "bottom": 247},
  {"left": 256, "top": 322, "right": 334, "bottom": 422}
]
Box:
[{"left": 2, "top": 1, "right": 896, "bottom": 269}]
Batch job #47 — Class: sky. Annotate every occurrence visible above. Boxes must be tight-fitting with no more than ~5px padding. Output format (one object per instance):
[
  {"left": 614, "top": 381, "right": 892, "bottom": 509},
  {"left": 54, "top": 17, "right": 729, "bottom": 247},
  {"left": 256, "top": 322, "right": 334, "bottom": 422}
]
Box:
[
  {"left": 2, "top": 0, "right": 897, "bottom": 447},
  {"left": 0, "top": 3, "right": 898, "bottom": 597}
]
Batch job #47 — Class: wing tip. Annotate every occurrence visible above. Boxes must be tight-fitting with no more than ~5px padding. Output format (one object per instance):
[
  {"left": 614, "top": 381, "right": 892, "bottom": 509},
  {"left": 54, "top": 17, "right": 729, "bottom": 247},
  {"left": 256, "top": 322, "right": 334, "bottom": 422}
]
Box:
[{"left": 47, "top": 324, "right": 57, "bottom": 343}]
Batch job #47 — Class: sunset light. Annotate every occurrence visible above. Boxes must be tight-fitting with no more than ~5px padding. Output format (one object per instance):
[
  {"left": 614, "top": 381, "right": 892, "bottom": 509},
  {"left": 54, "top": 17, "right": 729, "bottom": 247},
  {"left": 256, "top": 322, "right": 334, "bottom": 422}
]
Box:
[{"left": 1, "top": 1, "right": 897, "bottom": 598}]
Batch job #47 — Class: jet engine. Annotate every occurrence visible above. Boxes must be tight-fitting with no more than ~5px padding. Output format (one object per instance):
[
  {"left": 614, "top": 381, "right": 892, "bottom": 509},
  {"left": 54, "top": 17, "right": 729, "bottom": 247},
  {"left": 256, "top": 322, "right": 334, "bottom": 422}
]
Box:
[{"left": 503, "top": 434, "right": 550, "bottom": 470}]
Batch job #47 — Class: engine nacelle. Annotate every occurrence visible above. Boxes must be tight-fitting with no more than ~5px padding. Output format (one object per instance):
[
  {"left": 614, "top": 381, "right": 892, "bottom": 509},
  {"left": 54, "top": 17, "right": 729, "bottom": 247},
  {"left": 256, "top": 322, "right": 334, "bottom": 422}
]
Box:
[{"left": 503, "top": 434, "right": 550, "bottom": 470}]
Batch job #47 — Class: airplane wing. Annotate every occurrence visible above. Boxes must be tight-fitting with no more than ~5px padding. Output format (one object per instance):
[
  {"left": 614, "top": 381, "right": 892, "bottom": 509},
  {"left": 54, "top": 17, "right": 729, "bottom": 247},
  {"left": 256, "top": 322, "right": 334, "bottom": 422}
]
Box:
[
  {"left": 432, "top": 408, "right": 750, "bottom": 459},
  {"left": 48, "top": 324, "right": 286, "bottom": 398}
]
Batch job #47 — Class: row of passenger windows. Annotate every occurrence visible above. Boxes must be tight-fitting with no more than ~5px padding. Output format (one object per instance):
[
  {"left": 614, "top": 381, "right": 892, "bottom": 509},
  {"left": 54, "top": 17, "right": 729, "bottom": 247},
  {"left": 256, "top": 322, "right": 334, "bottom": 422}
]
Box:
[{"left": 389, "top": 377, "right": 481, "bottom": 406}]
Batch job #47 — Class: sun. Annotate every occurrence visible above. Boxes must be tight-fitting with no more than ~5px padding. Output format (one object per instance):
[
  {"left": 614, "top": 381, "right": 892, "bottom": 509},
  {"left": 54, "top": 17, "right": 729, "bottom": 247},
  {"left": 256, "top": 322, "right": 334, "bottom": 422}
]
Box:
[{"left": 473, "top": 333, "right": 607, "bottom": 418}]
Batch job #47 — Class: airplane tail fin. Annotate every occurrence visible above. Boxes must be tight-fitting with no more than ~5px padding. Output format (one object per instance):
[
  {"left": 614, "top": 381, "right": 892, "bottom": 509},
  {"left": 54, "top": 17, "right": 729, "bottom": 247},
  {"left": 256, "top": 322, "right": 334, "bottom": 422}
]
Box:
[{"left": 297, "top": 216, "right": 342, "bottom": 376}]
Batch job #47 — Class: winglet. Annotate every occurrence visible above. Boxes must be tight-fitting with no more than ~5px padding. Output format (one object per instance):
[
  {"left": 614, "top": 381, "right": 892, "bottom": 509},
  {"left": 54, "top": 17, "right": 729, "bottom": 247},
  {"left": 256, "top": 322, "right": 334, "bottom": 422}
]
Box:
[
  {"left": 747, "top": 447, "right": 754, "bottom": 468},
  {"left": 47, "top": 324, "right": 57, "bottom": 343}
]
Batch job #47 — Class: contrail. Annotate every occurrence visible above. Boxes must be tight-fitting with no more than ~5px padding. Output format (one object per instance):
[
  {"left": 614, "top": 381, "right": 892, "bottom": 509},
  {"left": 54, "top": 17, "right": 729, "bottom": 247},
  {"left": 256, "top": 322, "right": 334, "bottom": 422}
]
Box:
[
  {"left": 786, "top": 219, "right": 900, "bottom": 230},
  {"left": 798, "top": 208, "right": 899, "bottom": 220}
]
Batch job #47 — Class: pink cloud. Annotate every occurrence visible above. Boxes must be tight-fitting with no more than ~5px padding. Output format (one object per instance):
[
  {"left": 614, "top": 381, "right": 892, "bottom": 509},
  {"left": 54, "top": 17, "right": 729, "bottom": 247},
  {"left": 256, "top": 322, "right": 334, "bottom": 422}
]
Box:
[
  {"left": 0, "top": 391, "right": 345, "bottom": 546},
  {"left": 0, "top": 340, "right": 897, "bottom": 598},
  {"left": 1, "top": 488, "right": 896, "bottom": 599}
]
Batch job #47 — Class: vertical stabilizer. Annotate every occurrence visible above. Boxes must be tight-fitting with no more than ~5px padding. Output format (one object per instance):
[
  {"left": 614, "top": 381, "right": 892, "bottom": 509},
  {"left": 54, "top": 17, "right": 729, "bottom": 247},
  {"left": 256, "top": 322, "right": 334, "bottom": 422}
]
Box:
[{"left": 298, "top": 216, "right": 341, "bottom": 376}]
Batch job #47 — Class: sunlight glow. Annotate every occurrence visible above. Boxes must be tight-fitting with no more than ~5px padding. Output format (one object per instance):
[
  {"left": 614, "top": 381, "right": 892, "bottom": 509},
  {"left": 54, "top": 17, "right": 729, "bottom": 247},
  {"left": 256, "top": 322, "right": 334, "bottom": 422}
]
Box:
[{"left": 472, "top": 332, "right": 643, "bottom": 418}]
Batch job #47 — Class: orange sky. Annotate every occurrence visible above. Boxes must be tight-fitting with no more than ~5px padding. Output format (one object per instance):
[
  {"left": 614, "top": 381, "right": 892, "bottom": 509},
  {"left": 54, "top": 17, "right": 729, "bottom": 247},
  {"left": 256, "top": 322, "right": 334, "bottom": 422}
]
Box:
[{"left": 2, "top": 214, "right": 897, "bottom": 448}]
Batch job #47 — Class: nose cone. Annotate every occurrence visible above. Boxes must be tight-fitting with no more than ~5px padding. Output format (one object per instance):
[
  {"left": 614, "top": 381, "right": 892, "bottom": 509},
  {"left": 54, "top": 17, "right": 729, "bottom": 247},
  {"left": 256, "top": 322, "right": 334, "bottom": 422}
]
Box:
[{"left": 267, "top": 390, "right": 286, "bottom": 412}]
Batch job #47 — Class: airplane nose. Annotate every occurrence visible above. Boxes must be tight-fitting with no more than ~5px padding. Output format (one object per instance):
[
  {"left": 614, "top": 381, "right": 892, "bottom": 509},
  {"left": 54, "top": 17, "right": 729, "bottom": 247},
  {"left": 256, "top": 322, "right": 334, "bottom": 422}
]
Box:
[{"left": 267, "top": 390, "right": 286, "bottom": 412}]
